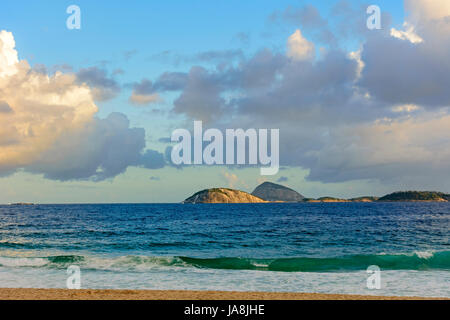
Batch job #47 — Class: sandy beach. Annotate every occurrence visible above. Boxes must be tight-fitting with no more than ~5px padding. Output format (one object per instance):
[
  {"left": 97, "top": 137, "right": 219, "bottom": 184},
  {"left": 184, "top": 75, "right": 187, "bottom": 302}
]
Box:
[{"left": 0, "top": 288, "right": 446, "bottom": 300}]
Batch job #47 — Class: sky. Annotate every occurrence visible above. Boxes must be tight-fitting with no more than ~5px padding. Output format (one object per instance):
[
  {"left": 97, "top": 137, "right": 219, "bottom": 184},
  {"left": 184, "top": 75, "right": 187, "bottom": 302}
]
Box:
[{"left": 0, "top": 0, "right": 449, "bottom": 203}]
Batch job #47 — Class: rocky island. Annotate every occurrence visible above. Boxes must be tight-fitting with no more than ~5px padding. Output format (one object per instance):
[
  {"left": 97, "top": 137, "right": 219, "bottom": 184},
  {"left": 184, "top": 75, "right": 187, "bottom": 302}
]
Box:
[
  {"left": 251, "top": 181, "right": 304, "bottom": 202},
  {"left": 183, "top": 182, "right": 450, "bottom": 204},
  {"left": 183, "top": 188, "right": 266, "bottom": 203}
]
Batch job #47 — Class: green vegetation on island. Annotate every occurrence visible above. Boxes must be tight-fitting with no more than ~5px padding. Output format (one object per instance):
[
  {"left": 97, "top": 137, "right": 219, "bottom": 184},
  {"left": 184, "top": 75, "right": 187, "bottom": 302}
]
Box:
[{"left": 378, "top": 191, "right": 449, "bottom": 202}]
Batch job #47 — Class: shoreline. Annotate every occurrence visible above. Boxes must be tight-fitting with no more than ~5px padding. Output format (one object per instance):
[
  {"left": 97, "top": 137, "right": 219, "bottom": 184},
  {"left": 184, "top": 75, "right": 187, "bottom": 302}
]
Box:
[{"left": 0, "top": 288, "right": 447, "bottom": 300}]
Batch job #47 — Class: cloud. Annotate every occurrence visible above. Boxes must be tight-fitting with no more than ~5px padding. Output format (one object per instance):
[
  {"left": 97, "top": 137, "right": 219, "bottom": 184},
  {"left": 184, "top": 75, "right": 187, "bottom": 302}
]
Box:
[
  {"left": 286, "top": 29, "right": 315, "bottom": 61},
  {"left": 0, "top": 100, "right": 13, "bottom": 113},
  {"left": 138, "top": 149, "right": 165, "bottom": 169},
  {"left": 129, "top": 92, "right": 161, "bottom": 106},
  {"left": 390, "top": 22, "right": 423, "bottom": 44},
  {"left": 405, "top": 0, "right": 450, "bottom": 23},
  {"left": 222, "top": 171, "right": 248, "bottom": 189},
  {"left": 270, "top": 4, "right": 336, "bottom": 45},
  {"left": 359, "top": 0, "right": 450, "bottom": 108},
  {"left": 26, "top": 113, "right": 166, "bottom": 181},
  {"left": 172, "top": 66, "right": 235, "bottom": 123},
  {"left": 146, "top": 1, "right": 450, "bottom": 190},
  {"left": 277, "top": 176, "right": 288, "bottom": 183},
  {"left": 0, "top": 31, "right": 19, "bottom": 78},
  {"left": 0, "top": 30, "right": 165, "bottom": 181},
  {"left": 76, "top": 66, "right": 120, "bottom": 101},
  {"left": 223, "top": 172, "right": 239, "bottom": 188},
  {"left": 128, "top": 78, "right": 162, "bottom": 106}
]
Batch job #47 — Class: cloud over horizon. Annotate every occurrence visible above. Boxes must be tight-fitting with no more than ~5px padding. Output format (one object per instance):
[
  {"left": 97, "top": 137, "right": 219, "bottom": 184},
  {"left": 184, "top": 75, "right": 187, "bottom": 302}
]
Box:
[
  {"left": 0, "top": 30, "right": 165, "bottom": 181},
  {"left": 140, "top": 0, "right": 450, "bottom": 190}
]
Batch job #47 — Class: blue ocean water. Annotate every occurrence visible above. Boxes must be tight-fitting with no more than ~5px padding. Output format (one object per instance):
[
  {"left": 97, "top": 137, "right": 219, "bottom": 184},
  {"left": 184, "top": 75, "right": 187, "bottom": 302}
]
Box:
[{"left": 0, "top": 203, "right": 449, "bottom": 297}]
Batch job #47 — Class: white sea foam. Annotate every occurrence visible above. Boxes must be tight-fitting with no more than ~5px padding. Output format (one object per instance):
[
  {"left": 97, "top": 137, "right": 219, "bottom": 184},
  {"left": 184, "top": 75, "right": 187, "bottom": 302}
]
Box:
[{"left": 0, "top": 257, "right": 48, "bottom": 267}]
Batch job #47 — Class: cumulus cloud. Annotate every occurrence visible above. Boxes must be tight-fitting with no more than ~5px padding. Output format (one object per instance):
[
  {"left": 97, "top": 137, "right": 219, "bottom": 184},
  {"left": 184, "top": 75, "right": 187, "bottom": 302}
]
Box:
[
  {"left": 0, "top": 30, "right": 19, "bottom": 77},
  {"left": 0, "top": 30, "right": 165, "bottom": 181}
]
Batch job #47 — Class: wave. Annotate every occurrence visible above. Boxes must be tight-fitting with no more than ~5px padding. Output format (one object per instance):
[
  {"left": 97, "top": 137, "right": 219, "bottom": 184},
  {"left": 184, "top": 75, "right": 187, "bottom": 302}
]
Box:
[{"left": 0, "top": 251, "right": 449, "bottom": 272}]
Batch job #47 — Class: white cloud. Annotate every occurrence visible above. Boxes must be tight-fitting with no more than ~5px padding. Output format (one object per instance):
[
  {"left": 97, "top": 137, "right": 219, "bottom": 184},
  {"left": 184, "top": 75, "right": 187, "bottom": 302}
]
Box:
[
  {"left": 286, "top": 29, "right": 315, "bottom": 61},
  {"left": 391, "top": 104, "right": 420, "bottom": 113},
  {"left": 0, "top": 31, "right": 19, "bottom": 78},
  {"left": 390, "top": 22, "right": 423, "bottom": 44},
  {"left": 348, "top": 48, "right": 364, "bottom": 79}
]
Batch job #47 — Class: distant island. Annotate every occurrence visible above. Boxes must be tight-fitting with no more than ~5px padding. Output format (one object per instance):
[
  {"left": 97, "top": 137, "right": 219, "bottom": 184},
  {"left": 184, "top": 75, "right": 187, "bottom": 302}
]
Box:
[
  {"left": 378, "top": 191, "right": 449, "bottom": 202},
  {"left": 183, "top": 188, "right": 266, "bottom": 204},
  {"left": 183, "top": 183, "right": 450, "bottom": 204}
]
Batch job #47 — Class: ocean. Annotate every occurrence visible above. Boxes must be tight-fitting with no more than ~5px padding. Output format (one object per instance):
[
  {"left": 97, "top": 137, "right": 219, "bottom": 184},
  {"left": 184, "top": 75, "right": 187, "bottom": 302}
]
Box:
[{"left": 0, "top": 203, "right": 449, "bottom": 297}]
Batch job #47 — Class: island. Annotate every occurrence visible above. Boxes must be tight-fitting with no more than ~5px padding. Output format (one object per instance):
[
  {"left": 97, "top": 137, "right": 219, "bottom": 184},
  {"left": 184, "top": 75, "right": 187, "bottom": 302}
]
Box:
[
  {"left": 183, "top": 182, "right": 450, "bottom": 204},
  {"left": 378, "top": 191, "right": 449, "bottom": 202},
  {"left": 251, "top": 181, "right": 304, "bottom": 202},
  {"left": 183, "top": 188, "right": 266, "bottom": 204}
]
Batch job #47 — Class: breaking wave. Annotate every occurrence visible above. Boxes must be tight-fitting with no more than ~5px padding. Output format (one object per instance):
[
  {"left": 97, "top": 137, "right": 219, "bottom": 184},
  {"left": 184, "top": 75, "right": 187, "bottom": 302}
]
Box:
[{"left": 0, "top": 251, "right": 449, "bottom": 272}]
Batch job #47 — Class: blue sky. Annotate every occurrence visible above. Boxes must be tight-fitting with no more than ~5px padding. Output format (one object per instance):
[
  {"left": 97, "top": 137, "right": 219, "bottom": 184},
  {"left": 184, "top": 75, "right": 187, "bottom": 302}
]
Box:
[{"left": 1, "top": 1, "right": 450, "bottom": 203}]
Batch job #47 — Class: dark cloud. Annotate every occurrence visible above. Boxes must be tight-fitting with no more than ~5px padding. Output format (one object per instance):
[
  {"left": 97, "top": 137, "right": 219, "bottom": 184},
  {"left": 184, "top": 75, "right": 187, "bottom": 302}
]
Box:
[
  {"left": 26, "top": 113, "right": 166, "bottom": 181},
  {"left": 137, "top": 149, "right": 165, "bottom": 169},
  {"left": 359, "top": 33, "right": 450, "bottom": 107},
  {"left": 172, "top": 66, "right": 234, "bottom": 123},
  {"left": 154, "top": 72, "right": 189, "bottom": 91},
  {"left": 0, "top": 101, "right": 13, "bottom": 113},
  {"left": 131, "top": 78, "right": 155, "bottom": 95},
  {"left": 277, "top": 176, "right": 288, "bottom": 182},
  {"left": 76, "top": 67, "right": 120, "bottom": 101}
]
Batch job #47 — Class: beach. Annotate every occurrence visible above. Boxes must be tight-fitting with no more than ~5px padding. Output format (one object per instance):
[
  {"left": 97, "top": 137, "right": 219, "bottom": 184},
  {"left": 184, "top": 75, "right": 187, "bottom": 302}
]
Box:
[{"left": 0, "top": 288, "right": 445, "bottom": 300}]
